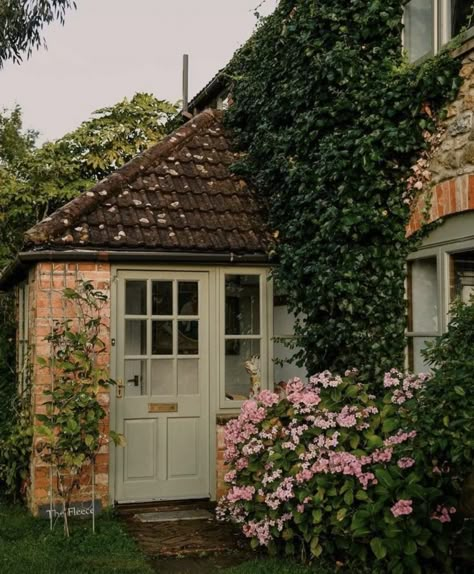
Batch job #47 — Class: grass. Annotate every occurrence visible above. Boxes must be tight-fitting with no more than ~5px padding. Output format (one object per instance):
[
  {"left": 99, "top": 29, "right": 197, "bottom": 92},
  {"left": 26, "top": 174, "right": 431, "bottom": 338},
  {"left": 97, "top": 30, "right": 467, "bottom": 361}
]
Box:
[
  {"left": 0, "top": 500, "right": 153, "bottom": 574},
  {"left": 224, "top": 557, "right": 339, "bottom": 574}
]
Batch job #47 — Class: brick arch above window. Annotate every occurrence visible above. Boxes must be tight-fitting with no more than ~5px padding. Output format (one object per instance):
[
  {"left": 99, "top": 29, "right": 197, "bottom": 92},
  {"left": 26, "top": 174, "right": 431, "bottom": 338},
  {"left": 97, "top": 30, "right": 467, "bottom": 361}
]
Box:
[{"left": 407, "top": 174, "right": 474, "bottom": 237}]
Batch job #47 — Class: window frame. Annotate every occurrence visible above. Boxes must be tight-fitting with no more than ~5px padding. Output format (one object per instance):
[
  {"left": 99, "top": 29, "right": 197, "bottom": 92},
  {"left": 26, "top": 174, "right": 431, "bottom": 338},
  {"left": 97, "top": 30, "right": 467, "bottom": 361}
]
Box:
[
  {"left": 404, "top": 0, "right": 474, "bottom": 62},
  {"left": 17, "top": 281, "right": 29, "bottom": 392},
  {"left": 218, "top": 267, "right": 271, "bottom": 410},
  {"left": 406, "top": 227, "right": 474, "bottom": 370}
]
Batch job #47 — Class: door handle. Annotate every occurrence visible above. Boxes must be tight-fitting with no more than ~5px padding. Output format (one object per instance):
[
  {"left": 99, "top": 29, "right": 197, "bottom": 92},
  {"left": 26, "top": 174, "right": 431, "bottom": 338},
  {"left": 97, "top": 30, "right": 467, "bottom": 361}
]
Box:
[
  {"left": 127, "top": 375, "right": 139, "bottom": 386},
  {"left": 116, "top": 379, "right": 124, "bottom": 399}
]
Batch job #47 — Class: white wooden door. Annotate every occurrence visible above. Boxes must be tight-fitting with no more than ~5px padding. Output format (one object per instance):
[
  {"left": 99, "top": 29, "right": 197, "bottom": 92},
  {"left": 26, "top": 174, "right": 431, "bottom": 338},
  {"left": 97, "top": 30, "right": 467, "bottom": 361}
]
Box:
[{"left": 115, "top": 271, "right": 210, "bottom": 502}]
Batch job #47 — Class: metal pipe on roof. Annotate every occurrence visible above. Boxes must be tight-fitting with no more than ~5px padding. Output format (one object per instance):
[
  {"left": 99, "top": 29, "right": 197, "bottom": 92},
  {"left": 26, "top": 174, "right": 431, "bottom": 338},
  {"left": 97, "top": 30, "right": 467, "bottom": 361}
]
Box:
[{"left": 182, "top": 54, "right": 189, "bottom": 113}]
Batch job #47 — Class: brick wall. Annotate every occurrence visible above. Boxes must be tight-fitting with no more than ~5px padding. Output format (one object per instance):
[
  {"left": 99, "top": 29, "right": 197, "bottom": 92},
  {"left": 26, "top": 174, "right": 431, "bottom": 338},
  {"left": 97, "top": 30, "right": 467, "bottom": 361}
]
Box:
[
  {"left": 27, "top": 261, "right": 111, "bottom": 515},
  {"left": 408, "top": 42, "right": 474, "bottom": 235}
]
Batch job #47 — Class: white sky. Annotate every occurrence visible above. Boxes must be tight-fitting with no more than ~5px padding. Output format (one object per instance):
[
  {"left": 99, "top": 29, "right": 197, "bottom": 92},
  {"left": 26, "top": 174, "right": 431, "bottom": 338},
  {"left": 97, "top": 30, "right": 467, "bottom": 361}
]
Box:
[{"left": 0, "top": 0, "right": 278, "bottom": 142}]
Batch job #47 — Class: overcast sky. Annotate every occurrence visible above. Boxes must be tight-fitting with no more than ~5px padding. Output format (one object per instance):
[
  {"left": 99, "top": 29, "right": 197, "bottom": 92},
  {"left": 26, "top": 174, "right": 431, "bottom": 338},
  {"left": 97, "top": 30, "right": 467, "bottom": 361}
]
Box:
[{"left": 0, "top": 0, "right": 278, "bottom": 143}]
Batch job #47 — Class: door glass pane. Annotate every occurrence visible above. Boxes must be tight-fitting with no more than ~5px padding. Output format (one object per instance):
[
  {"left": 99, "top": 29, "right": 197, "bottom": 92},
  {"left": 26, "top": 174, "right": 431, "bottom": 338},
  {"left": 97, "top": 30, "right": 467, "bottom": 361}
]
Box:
[
  {"left": 152, "top": 281, "right": 173, "bottom": 315},
  {"left": 410, "top": 258, "right": 438, "bottom": 332},
  {"left": 178, "top": 282, "right": 198, "bottom": 316},
  {"left": 225, "top": 275, "right": 260, "bottom": 335},
  {"left": 451, "top": 0, "right": 474, "bottom": 37},
  {"left": 405, "top": 0, "right": 434, "bottom": 62},
  {"left": 450, "top": 250, "right": 474, "bottom": 302},
  {"left": 125, "top": 320, "right": 147, "bottom": 355},
  {"left": 409, "top": 337, "right": 436, "bottom": 373},
  {"left": 178, "top": 320, "right": 199, "bottom": 355},
  {"left": 225, "top": 339, "right": 260, "bottom": 400},
  {"left": 151, "top": 359, "right": 174, "bottom": 395},
  {"left": 124, "top": 359, "right": 147, "bottom": 396},
  {"left": 152, "top": 320, "right": 173, "bottom": 355},
  {"left": 125, "top": 281, "right": 147, "bottom": 315},
  {"left": 178, "top": 359, "right": 199, "bottom": 395}
]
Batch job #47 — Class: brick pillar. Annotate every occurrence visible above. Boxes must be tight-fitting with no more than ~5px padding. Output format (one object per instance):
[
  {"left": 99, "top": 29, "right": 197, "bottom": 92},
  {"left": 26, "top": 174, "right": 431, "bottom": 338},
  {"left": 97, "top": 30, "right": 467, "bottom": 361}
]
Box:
[
  {"left": 28, "top": 262, "right": 112, "bottom": 515},
  {"left": 216, "top": 415, "right": 239, "bottom": 500}
]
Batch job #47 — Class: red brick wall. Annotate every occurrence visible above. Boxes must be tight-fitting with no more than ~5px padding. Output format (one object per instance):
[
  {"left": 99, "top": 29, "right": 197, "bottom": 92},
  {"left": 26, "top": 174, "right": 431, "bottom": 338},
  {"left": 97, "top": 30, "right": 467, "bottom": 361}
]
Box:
[
  {"left": 27, "top": 261, "right": 111, "bottom": 515},
  {"left": 407, "top": 174, "right": 474, "bottom": 236},
  {"left": 216, "top": 423, "right": 227, "bottom": 500}
]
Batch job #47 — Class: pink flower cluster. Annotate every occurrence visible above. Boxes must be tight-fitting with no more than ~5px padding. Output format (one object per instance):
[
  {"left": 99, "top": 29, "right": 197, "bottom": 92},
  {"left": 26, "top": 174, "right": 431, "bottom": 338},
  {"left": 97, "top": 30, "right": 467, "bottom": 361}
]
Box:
[
  {"left": 384, "top": 430, "right": 417, "bottom": 447},
  {"left": 227, "top": 485, "right": 255, "bottom": 503},
  {"left": 309, "top": 371, "right": 343, "bottom": 388},
  {"left": 431, "top": 505, "right": 456, "bottom": 523},
  {"left": 397, "top": 457, "right": 415, "bottom": 469},
  {"left": 218, "top": 369, "right": 426, "bottom": 549},
  {"left": 383, "top": 368, "right": 430, "bottom": 405},
  {"left": 286, "top": 378, "right": 321, "bottom": 411},
  {"left": 391, "top": 499, "right": 413, "bottom": 517}
]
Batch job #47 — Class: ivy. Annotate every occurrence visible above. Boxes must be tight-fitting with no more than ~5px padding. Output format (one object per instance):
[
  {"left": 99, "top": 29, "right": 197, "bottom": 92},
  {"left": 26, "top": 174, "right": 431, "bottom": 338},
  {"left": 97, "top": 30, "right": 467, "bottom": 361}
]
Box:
[{"left": 226, "top": 0, "right": 462, "bottom": 381}]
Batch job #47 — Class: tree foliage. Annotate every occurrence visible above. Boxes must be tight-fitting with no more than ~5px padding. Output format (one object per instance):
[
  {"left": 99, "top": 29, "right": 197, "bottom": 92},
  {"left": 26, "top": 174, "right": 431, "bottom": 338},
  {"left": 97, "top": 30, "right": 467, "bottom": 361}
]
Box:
[
  {"left": 0, "top": 93, "right": 177, "bottom": 268},
  {"left": 0, "top": 0, "right": 75, "bottom": 67},
  {"left": 226, "top": 0, "right": 462, "bottom": 382}
]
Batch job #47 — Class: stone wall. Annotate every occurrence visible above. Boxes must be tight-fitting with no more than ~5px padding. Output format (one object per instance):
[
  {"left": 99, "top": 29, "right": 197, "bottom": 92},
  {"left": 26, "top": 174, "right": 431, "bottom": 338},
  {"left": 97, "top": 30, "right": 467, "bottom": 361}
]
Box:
[
  {"left": 27, "top": 261, "right": 111, "bottom": 515},
  {"left": 408, "top": 40, "right": 474, "bottom": 234}
]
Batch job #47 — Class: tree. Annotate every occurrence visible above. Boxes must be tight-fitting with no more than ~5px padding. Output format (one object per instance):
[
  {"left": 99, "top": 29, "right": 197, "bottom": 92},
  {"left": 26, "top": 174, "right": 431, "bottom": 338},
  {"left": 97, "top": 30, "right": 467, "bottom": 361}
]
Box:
[
  {"left": 0, "top": 0, "right": 75, "bottom": 67},
  {"left": 0, "top": 93, "right": 178, "bottom": 268}
]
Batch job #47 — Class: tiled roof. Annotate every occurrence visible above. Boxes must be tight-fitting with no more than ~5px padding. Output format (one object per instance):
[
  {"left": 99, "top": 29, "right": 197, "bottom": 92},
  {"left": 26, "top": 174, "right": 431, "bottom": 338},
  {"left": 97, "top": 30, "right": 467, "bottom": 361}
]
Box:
[{"left": 24, "top": 110, "right": 271, "bottom": 255}]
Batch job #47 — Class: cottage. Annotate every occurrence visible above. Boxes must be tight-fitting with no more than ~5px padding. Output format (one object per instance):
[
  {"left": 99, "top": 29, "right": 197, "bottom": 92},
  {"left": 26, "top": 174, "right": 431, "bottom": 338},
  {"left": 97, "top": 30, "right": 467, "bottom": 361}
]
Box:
[
  {"left": 0, "top": 108, "right": 306, "bottom": 513},
  {"left": 2, "top": 2, "right": 474, "bottom": 516}
]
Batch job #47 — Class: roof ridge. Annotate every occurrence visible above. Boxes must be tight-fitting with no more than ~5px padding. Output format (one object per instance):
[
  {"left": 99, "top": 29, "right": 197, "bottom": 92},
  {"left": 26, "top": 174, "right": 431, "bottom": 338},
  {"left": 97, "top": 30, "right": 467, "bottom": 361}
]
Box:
[{"left": 25, "top": 109, "right": 223, "bottom": 245}]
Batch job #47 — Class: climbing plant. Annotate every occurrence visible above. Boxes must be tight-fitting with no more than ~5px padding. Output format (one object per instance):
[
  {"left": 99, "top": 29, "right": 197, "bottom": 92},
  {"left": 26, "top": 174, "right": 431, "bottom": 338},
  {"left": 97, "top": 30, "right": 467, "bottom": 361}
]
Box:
[
  {"left": 226, "top": 0, "right": 462, "bottom": 382},
  {"left": 36, "top": 281, "right": 124, "bottom": 536}
]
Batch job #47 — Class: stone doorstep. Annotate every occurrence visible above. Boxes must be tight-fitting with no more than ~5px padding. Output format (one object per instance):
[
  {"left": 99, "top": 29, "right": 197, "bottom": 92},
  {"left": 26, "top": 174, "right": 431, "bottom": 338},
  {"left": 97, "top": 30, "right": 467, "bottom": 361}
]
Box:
[{"left": 135, "top": 509, "right": 214, "bottom": 523}]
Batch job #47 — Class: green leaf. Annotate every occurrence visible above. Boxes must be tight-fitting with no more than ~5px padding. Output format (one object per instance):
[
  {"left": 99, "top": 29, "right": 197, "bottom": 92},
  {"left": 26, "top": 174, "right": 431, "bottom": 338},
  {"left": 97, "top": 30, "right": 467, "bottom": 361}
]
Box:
[
  {"left": 310, "top": 536, "right": 322, "bottom": 558},
  {"left": 343, "top": 490, "right": 354, "bottom": 505},
  {"left": 312, "top": 509, "right": 323, "bottom": 524},
  {"left": 382, "top": 418, "right": 399, "bottom": 433},
  {"left": 404, "top": 540, "right": 418, "bottom": 555},
  {"left": 370, "top": 537, "right": 387, "bottom": 560}
]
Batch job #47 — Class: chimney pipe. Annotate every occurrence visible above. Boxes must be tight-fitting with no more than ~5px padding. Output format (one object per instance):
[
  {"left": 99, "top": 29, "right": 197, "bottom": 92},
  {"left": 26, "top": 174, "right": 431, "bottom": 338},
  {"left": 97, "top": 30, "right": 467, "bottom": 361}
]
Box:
[{"left": 182, "top": 54, "right": 189, "bottom": 113}]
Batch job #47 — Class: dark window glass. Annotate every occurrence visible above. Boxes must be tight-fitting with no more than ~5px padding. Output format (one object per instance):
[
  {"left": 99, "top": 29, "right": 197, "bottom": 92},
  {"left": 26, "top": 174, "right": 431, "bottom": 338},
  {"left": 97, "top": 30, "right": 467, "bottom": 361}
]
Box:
[
  {"left": 152, "top": 320, "right": 173, "bottom": 355},
  {"left": 452, "top": 1, "right": 474, "bottom": 36},
  {"left": 152, "top": 281, "right": 173, "bottom": 315}
]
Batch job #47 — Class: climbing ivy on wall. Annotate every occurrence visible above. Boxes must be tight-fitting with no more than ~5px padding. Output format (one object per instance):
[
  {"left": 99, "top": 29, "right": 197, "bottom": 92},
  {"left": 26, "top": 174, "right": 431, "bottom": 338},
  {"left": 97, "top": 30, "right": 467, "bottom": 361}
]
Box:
[{"left": 226, "top": 0, "right": 462, "bottom": 381}]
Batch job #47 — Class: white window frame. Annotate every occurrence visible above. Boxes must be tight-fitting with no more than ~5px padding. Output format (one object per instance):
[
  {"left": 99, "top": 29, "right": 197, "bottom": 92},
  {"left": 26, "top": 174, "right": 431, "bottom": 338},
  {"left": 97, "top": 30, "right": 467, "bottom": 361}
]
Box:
[
  {"left": 404, "top": 0, "right": 474, "bottom": 62},
  {"left": 218, "top": 267, "right": 271, "bottom": 410},
  {"left": 406, "top": 211, "right": 474, "bottom": 370}
]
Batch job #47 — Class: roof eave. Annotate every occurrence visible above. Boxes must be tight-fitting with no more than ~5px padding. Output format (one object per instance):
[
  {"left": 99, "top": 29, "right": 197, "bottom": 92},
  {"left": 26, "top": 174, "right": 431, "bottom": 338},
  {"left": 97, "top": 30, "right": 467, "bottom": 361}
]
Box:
[{"left": 0, "top": 248, "right": 272, "bottom": 291}]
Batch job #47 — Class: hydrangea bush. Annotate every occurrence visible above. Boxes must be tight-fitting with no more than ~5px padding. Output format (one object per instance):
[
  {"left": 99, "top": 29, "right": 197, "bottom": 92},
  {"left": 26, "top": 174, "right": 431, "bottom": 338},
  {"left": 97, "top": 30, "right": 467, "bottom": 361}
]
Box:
[{"left": 217, "top": 370, "right": 464, "bottom": 573}]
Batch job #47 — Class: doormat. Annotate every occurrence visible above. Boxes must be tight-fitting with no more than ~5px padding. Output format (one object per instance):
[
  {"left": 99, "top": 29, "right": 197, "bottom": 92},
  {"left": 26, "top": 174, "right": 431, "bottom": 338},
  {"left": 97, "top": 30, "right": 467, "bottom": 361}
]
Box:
[{"left": 135, "top": 509, "right": 213, "bottom": 523}]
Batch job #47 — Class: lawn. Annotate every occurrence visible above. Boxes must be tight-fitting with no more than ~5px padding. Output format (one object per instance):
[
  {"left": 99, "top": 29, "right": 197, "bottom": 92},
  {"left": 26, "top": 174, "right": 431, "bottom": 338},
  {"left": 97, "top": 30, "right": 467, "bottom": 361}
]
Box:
[
  {"left": 224, "top": 558, "right": 337, "bottom": 573},
  {"left": 0, "top": 501, "right": 154, "bottom": 574}
]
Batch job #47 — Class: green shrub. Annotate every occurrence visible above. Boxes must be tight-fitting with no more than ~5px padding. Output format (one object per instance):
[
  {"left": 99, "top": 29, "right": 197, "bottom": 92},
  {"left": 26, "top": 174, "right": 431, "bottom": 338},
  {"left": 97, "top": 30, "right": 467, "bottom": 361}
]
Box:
[
  {"left": 217, "top": 370, "right": 467, "bottom": 573},
  {"left": 416, "top": 297, "right": 474, "bottom": 520}
]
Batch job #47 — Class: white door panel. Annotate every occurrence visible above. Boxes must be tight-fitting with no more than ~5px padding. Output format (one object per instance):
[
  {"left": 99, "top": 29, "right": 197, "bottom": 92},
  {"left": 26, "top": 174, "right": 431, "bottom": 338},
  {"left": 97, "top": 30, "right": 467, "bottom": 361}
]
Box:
[{"left": 115, "top": 271, "right": 210, "bottom": 502}]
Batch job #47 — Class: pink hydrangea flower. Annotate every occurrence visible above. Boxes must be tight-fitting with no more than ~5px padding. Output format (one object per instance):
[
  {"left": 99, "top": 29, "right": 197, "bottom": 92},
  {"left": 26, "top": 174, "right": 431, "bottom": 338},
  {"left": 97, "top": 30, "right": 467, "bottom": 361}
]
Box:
[
  {"left": 391, "top": 499, "right": 413, "bottom": 517},
  {"left": 397, "top": 457, "right": 415, "bottom": 469},
  {"left": 256, "top": 389, "right": 280, "bottom": 407},
  {"left": 431, "top": 505, "right": 456, "bottom": 523}
]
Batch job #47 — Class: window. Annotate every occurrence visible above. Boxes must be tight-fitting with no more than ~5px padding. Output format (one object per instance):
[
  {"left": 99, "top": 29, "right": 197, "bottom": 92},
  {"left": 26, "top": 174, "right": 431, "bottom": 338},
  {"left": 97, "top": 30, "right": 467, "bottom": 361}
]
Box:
[
  {"left": 17, "top": 282, "right": 29, "bottom": 391},
  {"left": 407, "top": 211, "right": 474, "bottom": 370},
  {"left": 407, "top": 257, "right": 440, "bottom": 372},
  {"left": 223, "top": 273, "right": 265, "bottom": 403},
  {"left": 404, "top": 1, "right": 474, "bottom": 62},
  {"left": 123, "top": 278, "right": 201, "bottom": 397}
]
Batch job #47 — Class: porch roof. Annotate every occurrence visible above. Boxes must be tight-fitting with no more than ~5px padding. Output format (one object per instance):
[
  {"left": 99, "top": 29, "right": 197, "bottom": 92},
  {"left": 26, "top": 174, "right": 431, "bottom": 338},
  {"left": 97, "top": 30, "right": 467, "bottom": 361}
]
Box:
[{"left": 24, "top": 109, "right": 271, "bottom": 256}]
